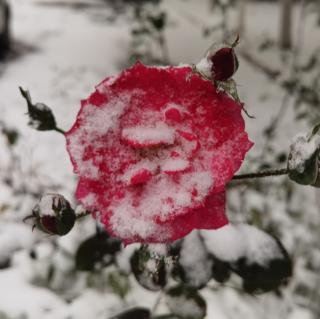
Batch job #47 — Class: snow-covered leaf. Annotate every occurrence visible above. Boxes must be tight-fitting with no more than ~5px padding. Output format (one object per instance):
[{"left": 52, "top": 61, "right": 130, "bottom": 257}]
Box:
[
  {"left": 232, "top": 226, "right": 292, "bottom": 293},
  {"left": 75, "top": 232, "right": 121, "bottom": 271},
  {"left": 288, "top": 132, "right": 320, "bottom": 186},
  {"left": 201, "top": 224, "right": 292, "bottom": 292},
  {"left": 166, "top": 285, "right": 206, "bottom": 319},
  {"left": 130, "top": 245, "right": 167, "bottom": 291},
  {"left": 173, "top": 231, "right": 212, "bottom": 289}
]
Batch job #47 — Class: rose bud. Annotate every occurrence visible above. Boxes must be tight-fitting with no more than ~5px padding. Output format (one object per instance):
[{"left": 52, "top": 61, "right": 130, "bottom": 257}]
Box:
[
  {"left": 210, "top": 47, "right": 239, "bottom": 81},
  {"left": 26, "top": 194, "right": 76, "bottom": 236},
  {"left": 195, "top": 36, "right": 240, "bottom": 82},
  {"left": 208, "top": 37, "right": 239, "bottom": 82}
]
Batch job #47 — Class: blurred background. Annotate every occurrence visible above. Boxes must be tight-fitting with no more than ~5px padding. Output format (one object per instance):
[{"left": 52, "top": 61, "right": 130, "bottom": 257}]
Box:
[{"left": 0, "top": 0, "right": 319, "bottom": 318}]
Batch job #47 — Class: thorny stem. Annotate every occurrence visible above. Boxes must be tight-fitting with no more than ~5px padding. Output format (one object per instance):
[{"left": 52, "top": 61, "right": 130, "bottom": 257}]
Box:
[{"left": 232, "top": 168, "right": 288, "bottom": 181}]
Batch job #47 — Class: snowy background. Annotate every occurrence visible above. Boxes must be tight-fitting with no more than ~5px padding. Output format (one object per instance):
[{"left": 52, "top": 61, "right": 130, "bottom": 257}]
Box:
[{"left": 0, "top": 0, "right": 320, "bottom": 318}]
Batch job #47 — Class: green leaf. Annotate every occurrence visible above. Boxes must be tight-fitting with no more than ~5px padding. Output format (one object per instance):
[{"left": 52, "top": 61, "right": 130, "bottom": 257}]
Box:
[
  {"left": 309, "top": 122, "right": 320, "bottom": 141},
  {"left": 109, "top": 307, "right": 150, "bottom": 319},
  {"left": 75, "top": 232, "right": 121, "bottom": 271},
  {"left": 107, "top": 270, "right": 131, "bottom": 299}
]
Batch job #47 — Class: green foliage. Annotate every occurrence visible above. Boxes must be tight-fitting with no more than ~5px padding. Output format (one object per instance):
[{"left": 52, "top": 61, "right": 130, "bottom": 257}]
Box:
[
  {"left": 109, "top": 307, "right": 150, "bottom": 319},
  {"left": 107, "top": 270, "right": 131, "bottom": 299},
  {"left": 130, "top": 245, "right": 167, "bottom": 291},
  {"left": 75, "top": 231, "right": 121, "bottom": 271}
]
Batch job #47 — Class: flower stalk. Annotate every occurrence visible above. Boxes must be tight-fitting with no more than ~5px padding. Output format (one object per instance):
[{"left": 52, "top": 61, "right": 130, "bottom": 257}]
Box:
[{"left": 232, "top": 168, "right": 288, "bottom": 180}]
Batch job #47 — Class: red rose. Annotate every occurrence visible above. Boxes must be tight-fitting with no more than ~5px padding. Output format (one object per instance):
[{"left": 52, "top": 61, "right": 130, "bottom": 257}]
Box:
[{"left": 65, "top": 62, "right": 252, "bottom": 244}]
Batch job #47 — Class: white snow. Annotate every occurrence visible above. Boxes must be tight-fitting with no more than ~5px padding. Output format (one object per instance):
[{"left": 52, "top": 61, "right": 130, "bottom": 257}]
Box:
[
  {"left": 161, "top": 157, "right": 189, "bottom": 173},
  {"left": 195, "top": 57, "right": 212, "bottom": 79},
  {"left": 110, "top": 171, "right": 213, "bottom": 241},
  {"left": 121, "top": 123, "right": 175, "bottom": 147},
  {"left": 237, "top": 224, "right": 284, "bottom": 266},
  {"left": 288, "top": 132, "right": 320, "bottom": 173},
  {"left": 201, "top": 224, "right": 247, "bottom": 262},
  {"left": 201, "top": 224, "right": 284, "bottom": 266},
  {"left": 179, "top": 231, "right": 212, "bottom": 287},
  {"left": 36, "top": 194, "right": 65, "bottom": 217},
  {"left": 122, "top": 160, "right": 157, "bottom": 184},
  {"left": 166, "top": 294, "right": 205, "bottom": 319}
]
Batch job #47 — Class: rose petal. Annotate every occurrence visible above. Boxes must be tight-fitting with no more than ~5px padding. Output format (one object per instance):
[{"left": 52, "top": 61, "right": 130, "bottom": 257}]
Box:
[{"left": 130, "top": 169, "right": 153, "bottom": 186}]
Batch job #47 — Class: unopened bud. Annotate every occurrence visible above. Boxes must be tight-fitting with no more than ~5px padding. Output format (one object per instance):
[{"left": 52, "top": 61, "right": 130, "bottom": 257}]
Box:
[{"left": 27, "top": 194, "right": 76, "bottom": 236}]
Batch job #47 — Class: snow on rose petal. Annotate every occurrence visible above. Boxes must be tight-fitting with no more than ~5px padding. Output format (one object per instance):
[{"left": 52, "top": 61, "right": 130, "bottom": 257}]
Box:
[{"left": 65, "top": 62, "right": 253, "bottom": 243}]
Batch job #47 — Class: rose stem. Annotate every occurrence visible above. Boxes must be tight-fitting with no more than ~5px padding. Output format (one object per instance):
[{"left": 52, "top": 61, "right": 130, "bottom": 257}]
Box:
[
  {"left": 232, "top": 168, "right": 288, "bottom": 180},
  {"left": 54, "top": 127, "right": 66, "bottom": 135}
]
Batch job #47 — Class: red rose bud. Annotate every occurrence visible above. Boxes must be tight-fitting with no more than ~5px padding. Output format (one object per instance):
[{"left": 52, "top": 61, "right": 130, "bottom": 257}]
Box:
[
  {"left": 195, "top": 37, "right": 240, "bottom": 83},
  {"left": 209, "top": 46, "right": 239, "bottom": 81},
  {"left": 29, "top": 194, "right": 76, "bottom": 236}
]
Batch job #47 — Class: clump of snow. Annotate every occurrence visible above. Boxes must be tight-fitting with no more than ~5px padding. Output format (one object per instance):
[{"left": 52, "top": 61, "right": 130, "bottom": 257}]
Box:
[
  {"left": 201, "top": 225, "right": 246, "bottom": 262},
  {"left": 36, "top": 194, "right": 69, "bottom": 217},
  {"left": 195, "top": 57, "right": 212, "bottom": 79},
  {"left": 121, "top": 123, "right": 175, "bottom": 147},
  {"left": 122, "top": 159, "right": 158, "bottom": 184},
  {"left": 36, "top": 194, "right": 57, "bottom": 217},
  {"left": 110, "top": 171, "right": 213, "bottom": 241},
  {"left": 161, "top": 158, "right": 189, "bottom": 173},
  {"left": 288, "top": 133, "right": 320, "bottom": 173},
  {"left": 179, "top": 231, "right": 212, "bottom": 287},
  {"left": 115, "top": 244, "right": 140, "bottom": 274},
  {"left": 166, "top": 293, "right": 205, "bottom": 319},
  {"left": 201, "top": 224, "right": 285, "bottom": 266},
  {"left": 148, "top": 244, "right": 168, "bottom": 257},
  {"left": 238, "top": 224, "right": 284, "bottom": 266}
]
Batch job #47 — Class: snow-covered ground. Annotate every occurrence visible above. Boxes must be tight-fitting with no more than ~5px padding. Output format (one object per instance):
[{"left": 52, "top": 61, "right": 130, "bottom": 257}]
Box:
[{"left": 0, "top": 0, "right": 319, "bottom": 318}]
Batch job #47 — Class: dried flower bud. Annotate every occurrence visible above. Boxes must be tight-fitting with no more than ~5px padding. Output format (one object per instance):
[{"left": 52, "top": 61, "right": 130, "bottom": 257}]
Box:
[{"left": 19, "top": 87, "right": 57, "bottom": 131}]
